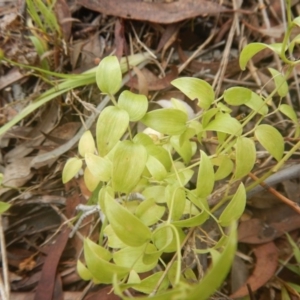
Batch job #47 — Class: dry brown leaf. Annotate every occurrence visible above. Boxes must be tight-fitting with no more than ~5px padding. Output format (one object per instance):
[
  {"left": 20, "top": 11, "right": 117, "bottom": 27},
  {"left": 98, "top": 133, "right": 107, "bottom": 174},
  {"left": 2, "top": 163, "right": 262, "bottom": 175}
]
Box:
[
  {"left": 2, "top": 157, "right": 33, "bottom": 188},
  {"left": 54, "top": 0, "right": 72, "bottom": 41},
  {"left": 126, "top": 65, "right": 178, "bottom": 91},
  {"left": 230, "top": 242, "right": 278, "bottom": 299},
  {"left": 238, "top": 215, "right": 300, "bottom": 244},
  {"left": 77, "top": 0, "right": 226, "bottom": 24}
]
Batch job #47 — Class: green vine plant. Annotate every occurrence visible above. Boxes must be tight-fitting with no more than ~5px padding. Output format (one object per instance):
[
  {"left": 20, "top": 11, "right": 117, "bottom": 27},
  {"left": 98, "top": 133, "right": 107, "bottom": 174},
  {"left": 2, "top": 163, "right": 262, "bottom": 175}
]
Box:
[{"left": 62, "top": 4, "right": 300, "bottom": 300}]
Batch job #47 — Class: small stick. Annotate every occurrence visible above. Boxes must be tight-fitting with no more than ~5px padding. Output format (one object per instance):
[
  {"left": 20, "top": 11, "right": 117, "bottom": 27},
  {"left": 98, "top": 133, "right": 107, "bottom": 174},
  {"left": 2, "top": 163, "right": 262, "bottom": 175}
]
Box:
[{"left": 248, "top": 172, "right": 300, "bottom": 215}]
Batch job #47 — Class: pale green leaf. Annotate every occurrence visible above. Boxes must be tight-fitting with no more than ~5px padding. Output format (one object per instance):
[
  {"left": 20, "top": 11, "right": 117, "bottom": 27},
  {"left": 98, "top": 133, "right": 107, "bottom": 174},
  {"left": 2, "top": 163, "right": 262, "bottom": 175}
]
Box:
[
  {"left": 240, "top": 43, "right": 285, "bottom": 70},
  {"left": 195, "top": 151, "right": 215, "bottom": 198},
  {"left": 268, "top": 68, "right": 288, "bottom": 97},
  {"left": 104, "top": 224, "right": 128, "bottom": 249},
  {"left": 204, "top": 113, "right": 242, "bottom": 136},
  {"left": 135, "top": 198, "right": 165, "bottom": 226},
  {"left": 77, "top": 260, "right": 92, "bottom": 281},
  {"left": 118, "top": 90, "right": 148, "bottom": 121},
  {"left": 132, "top": 271, "right": 169, "bottom": 294},
  {"left": 113, "top": 244, "right": 158, "bottom": 273},
  {"left": 212, "top": 155, "right": 234, "bottom": 181},
  {"left": 223, "top": 87, "right": 252, "bottom": 105},
  {"left": 141, "top": 109, "right": 187, "bottom": 135},
  {"left": 142, "top": 186, "right": 166, "bottom": 204},
  {"left": 83, "top": 167, "right": 101, "bottom": 192},
  {"left": 246, "top": 92, "right": 268, "bottom": 115},
  {"left": 292, "top": 16, "right": 300, "bottom": 27},
  {"left": 96, "top": 56, "right": 122, "bottom": 94},
  {"left": 78, "top": 130, "right": 96, "bottom": 157},
  {"left": 85, "top": 153, "right": 111, "bottom": 181},
  {"left": 145, "top": 145, "right": 172, "bottom": 170},
  {"left": 84, "top": 238, "right": 129, "bottom": 283},
  {"left": 112, "top": 141, "right": 147, "bottom": 193},
  {"left": 0, "top": 202, "right": 11, "bottom": 214},
  {"left": 171, "top": 77, "right": 214, "bottom": 109},
  {"left": 166, "top": 186, "right": 186, "bottom": 221},
  {"left": 279, "top": 104, "right": 298, "bottom": 123},
  {"left": 152, "top": 225, "right": 185, "bottom": 253},
  {"left": 146, "top": 155, "right": 167, "bottom": 181},
  {"left": 104, "top": 193, "right": 152, "bottom": 247},
  {"left": 62, "top": 157, "right": 82, "bottom": 183},
  {"left": 234, "top": 137, "right": 256, "bottom": 180},
  {"left": 219, "top": 184, "right": 246, "bottom": 226},
  {"left": 170, "top": 135, "right": 193, "bottom": 164},
  {"left": 255, "top": 124, "right": 284, "bottom": 161},
  {"left": 96, "top": 106, "right": 129, "bottom": 156}
]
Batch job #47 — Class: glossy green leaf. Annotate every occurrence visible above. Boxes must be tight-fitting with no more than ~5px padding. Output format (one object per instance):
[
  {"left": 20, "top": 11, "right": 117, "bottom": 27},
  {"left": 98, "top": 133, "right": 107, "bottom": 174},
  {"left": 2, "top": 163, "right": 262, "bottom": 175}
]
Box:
[
  {"left": 112, "top": 141, "right": 147, "bottom": 193},
  {"left": 85, "top": 153, "right": 111, "bottom": 181},
  {"left": 0, "top": 201, "right": 11, "bottom": 214},
  {"left": 62, "top": 157, "right": 82, "bottom": 183},
  {"left": 204, "top": 113, "right": 242, "bottom": 136},
  {"left": 234, "top": 137, "right": 256, "bottom": 180},
  {"left": 141, "top": 109, "right": 187, "bottom": 135},
  {"left": 104, "top": 193, "right": 151, "bottom": 247},
  {"left": 223, "top": 87, "right": 252, "bottom": 105},
  {"left": 219, "top": 183, "right": 246, "bottom": 226},
  {"left": 212, "top": 156, "right": 234, "bottom": 181},
  {"left": 240, "top": 42, "right": 285, "bottom": 70},
  {"left": 84, "top": 238, "right": 129, "bottom": 283},
  {"left": 118, "top": 90, "right": 148, "bottom": 121},
  {"left": 246, "top": 92, "right": 268, "bottom": 115},
  {"left": 78, "top": 130, "right": 96, "bottom": 157},
  {"left": 96, "top": 106, "right": 129, "bottom": 156},
  {"left": 77, "top": 260, "right": 93, "bottom": 281},
  {"left": 195, "top": 151, "right": 215, "bottom": 198},
  {"left": 135, "top": 198, "right": 165, "bottom": 226},
  {"left": 113, "top": 244, "right": 158, "bottom": 273},
  {"left": 255, "top": 124, "right": 284, "bottom": 161},
  {"left": 96, "top": 56, "right": 122, "bottom": 94},
  {"left": 268, "top": 68, "right": 288, "bottom": 97},
  {"left": 171, "top": 77, "right": 214, "bottom": 109},
  {"left": 279, "top": 104, "right": 298, "bottom": 123}
]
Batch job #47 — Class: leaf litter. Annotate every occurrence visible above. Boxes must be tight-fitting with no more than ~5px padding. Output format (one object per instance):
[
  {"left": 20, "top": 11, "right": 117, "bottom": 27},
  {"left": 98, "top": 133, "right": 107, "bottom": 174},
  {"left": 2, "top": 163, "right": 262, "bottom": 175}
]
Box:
[{"left": 0, "top": 0, "right": 300, "bottom": 299}]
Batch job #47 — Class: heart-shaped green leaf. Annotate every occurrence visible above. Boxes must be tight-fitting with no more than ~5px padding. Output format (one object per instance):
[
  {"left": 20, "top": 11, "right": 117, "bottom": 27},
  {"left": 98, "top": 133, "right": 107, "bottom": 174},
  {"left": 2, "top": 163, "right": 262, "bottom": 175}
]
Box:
[
  {"left": 78, "top": 130, "right": 96, "bottom": 157},
  {"left": 85, "top": 153, "right": 111, "bottom": 182},
  {"left": 118, "top": 90, "right": 148, "bottom": 121}
]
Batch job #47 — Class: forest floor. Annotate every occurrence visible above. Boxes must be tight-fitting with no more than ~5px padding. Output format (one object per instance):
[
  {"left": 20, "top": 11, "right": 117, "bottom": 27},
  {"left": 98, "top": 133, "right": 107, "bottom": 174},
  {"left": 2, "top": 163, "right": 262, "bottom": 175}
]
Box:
[{"left": 1, "top": 0, "right": 300, "bottom": 299}]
